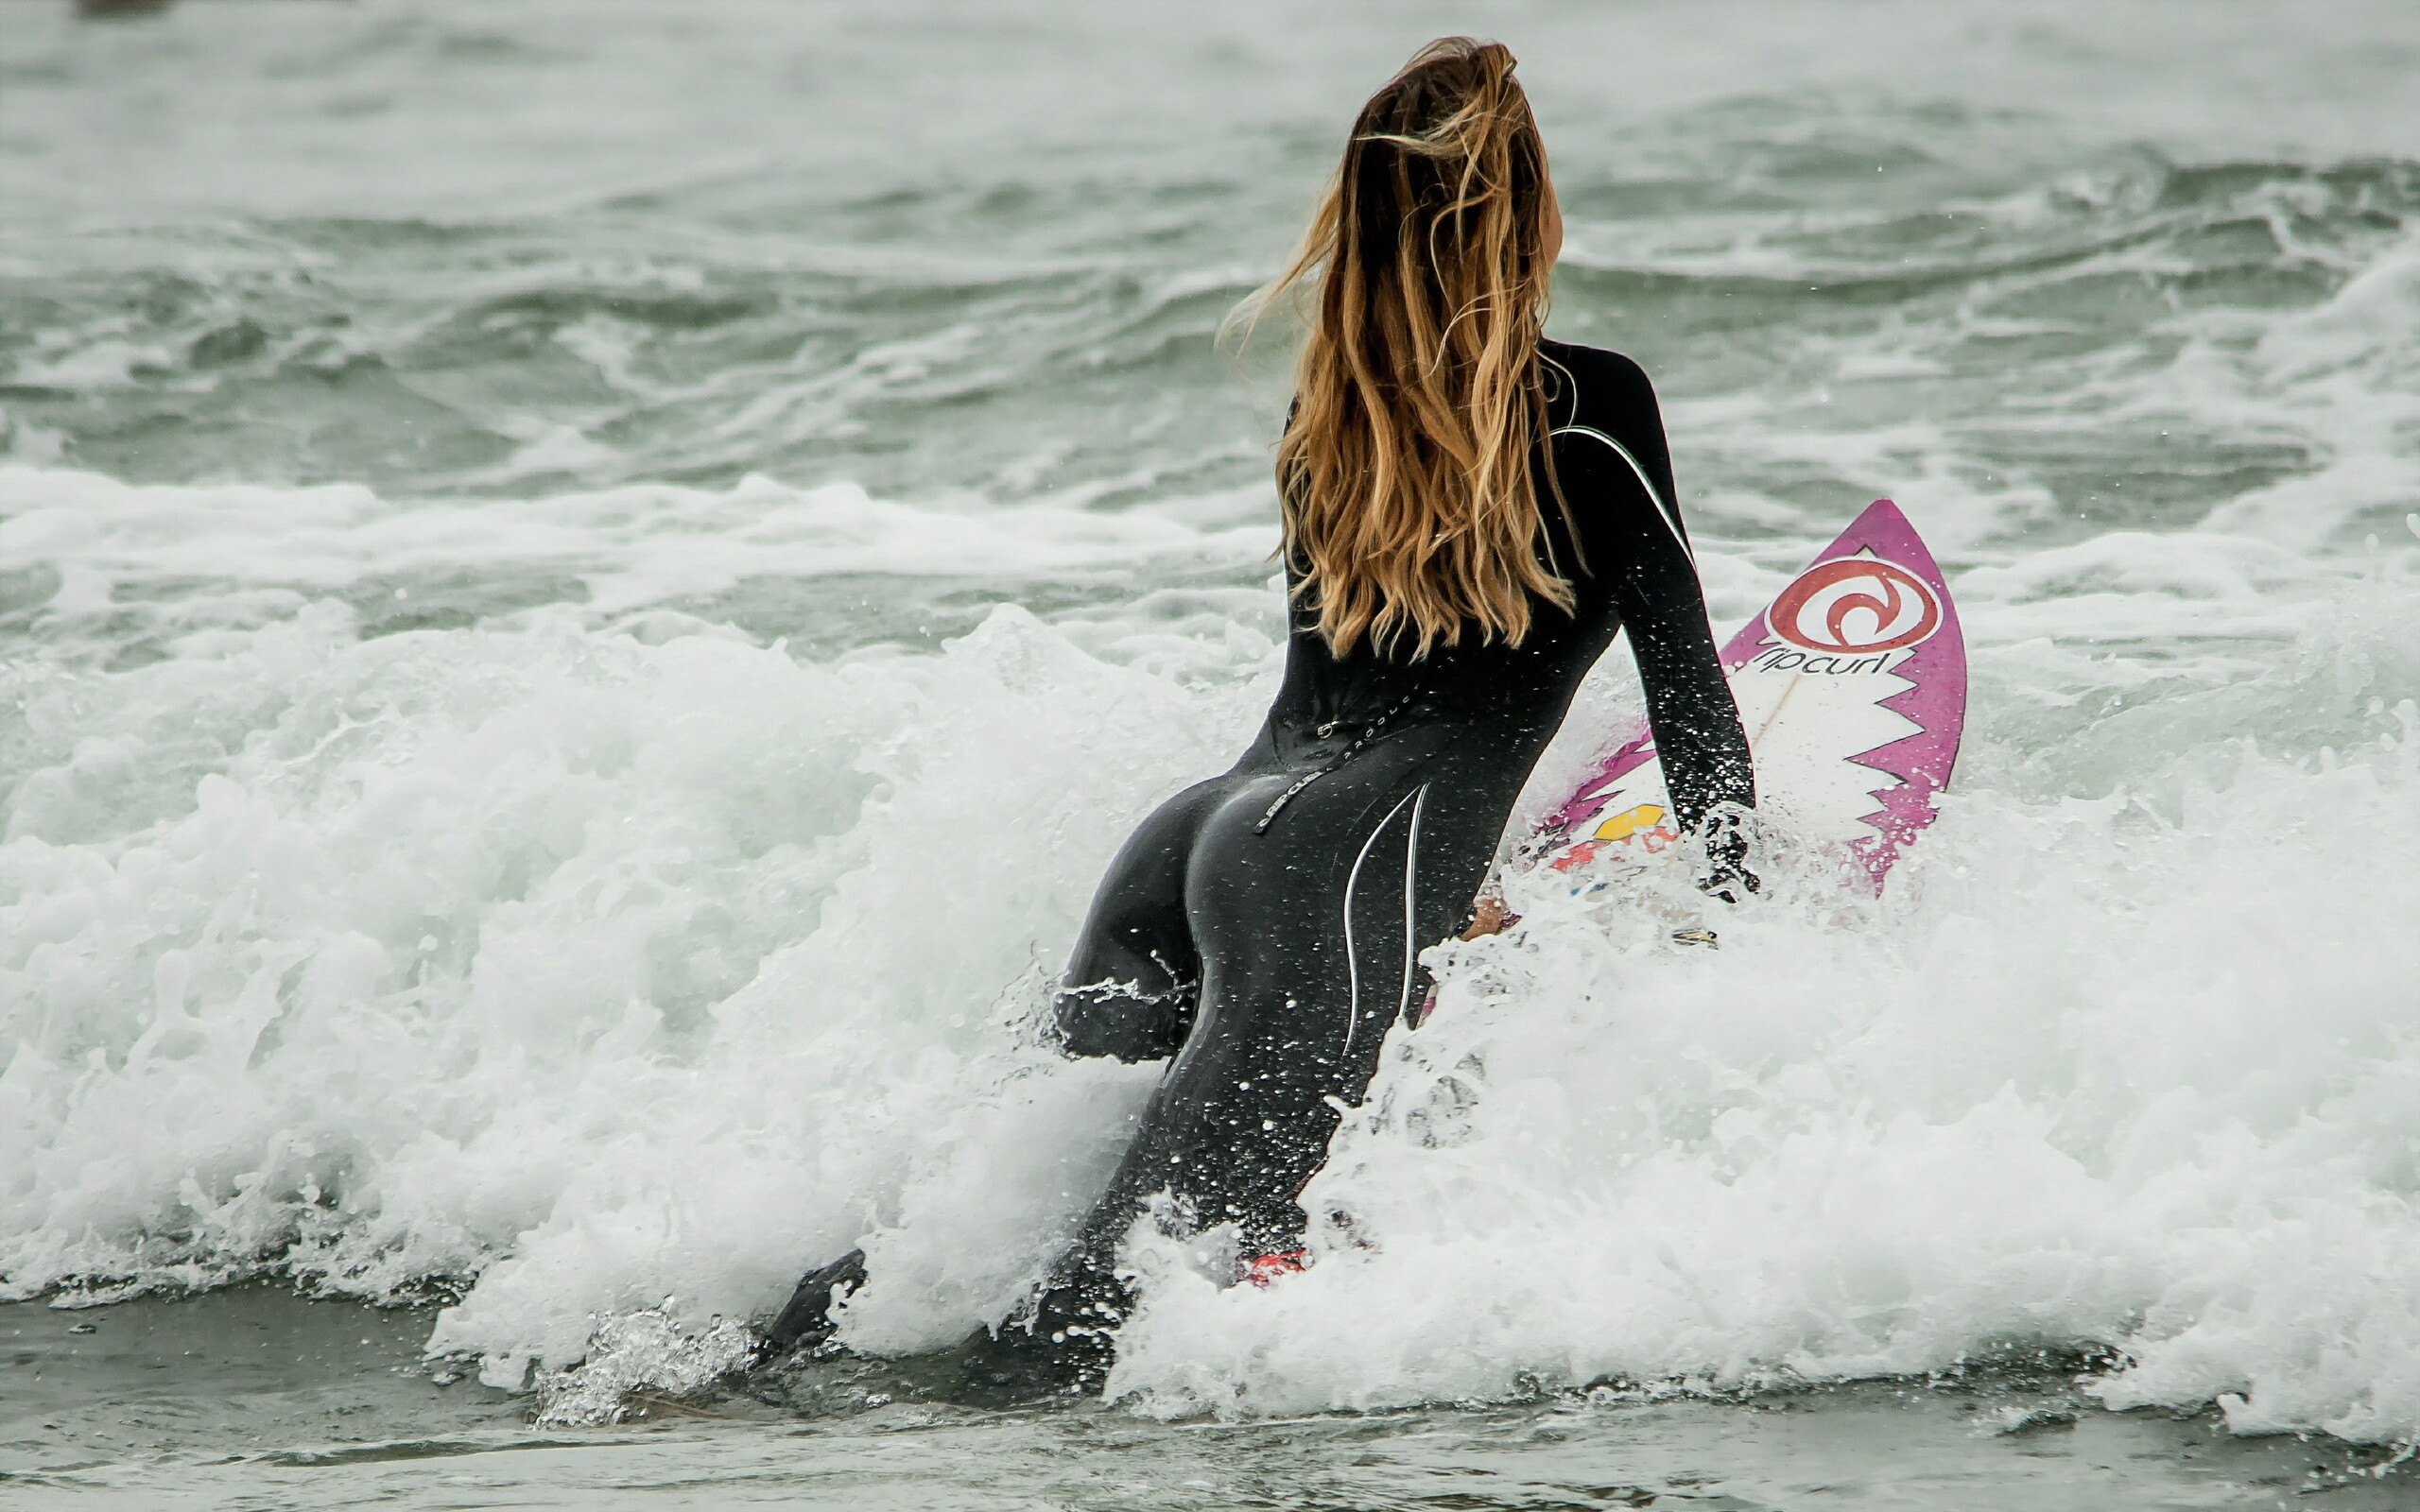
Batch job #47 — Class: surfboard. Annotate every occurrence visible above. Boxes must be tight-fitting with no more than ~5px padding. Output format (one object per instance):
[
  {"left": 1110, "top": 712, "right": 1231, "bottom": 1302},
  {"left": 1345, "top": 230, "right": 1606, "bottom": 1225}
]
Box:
[{"left": 1527, "top": 499, "right": 1965, "bottom": 892}]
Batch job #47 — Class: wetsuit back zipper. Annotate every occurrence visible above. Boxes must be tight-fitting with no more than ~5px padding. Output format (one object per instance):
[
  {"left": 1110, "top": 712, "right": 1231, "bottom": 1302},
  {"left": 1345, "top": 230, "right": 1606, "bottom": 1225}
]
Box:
[{"left": 1253, "top": 687, "right": 1421, "bottom": 834}]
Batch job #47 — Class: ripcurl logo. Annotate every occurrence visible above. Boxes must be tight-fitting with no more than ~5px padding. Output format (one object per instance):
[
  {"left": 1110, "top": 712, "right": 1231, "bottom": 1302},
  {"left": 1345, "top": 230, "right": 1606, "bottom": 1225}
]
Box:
[{"left": 1767, "top": 555, "right": 1942, "bottom": 653}]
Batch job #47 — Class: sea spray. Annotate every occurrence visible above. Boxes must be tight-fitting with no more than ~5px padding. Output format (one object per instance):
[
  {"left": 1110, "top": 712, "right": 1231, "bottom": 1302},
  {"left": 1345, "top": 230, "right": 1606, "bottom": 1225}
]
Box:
[
  {"left": 530, "top": 1302, "right": 758, "bottom": 1427},
  {"left": 0, "top": 597, "right": 1264, "bottom": 1369}
]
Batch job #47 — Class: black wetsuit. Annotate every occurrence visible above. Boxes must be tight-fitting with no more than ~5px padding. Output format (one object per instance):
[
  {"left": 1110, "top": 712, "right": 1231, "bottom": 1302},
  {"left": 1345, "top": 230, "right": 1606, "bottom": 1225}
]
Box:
[
  {"left": 942, "top": 338, "right": 1756, "bottom": 1393},
  {"left": 767, "top": 340, "right": 1756, "bottom": 1391}
]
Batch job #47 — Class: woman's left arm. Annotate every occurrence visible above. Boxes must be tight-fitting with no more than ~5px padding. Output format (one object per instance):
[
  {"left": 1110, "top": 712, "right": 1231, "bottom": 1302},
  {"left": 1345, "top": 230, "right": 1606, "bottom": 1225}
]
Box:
[
  {"left": 1607, "top": 497, "right": 1755, "bottom": 837},
  {"left": 1577, "top": 361, "right": 1756, "bottom": 845}
]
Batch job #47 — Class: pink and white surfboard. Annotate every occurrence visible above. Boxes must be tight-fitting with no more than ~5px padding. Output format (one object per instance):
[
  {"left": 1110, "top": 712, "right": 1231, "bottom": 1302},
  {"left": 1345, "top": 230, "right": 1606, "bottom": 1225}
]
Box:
[{"left": 1530, "top": 499, "right": 1965, "bottom": 892}]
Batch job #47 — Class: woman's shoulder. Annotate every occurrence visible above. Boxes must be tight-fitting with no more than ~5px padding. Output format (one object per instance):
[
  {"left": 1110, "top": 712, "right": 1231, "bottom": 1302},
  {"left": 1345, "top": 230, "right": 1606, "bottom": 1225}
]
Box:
[
  {"left": 1539, "top": 336, "right": 1655, "bottom": 405},
  {"left": 1539, "top": 337, "right": 1661, "bottom": 437}
]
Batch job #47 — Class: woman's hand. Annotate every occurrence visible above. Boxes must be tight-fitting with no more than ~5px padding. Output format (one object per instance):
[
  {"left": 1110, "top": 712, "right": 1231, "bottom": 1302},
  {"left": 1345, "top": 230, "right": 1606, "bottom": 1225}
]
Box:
[{"left": 1697, "top": 806, "right": 1762, "bottom": 903}]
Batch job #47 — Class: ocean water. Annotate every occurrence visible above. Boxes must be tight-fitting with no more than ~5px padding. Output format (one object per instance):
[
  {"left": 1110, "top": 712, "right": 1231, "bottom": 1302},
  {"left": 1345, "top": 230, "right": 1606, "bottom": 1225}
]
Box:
[{"left": 4, "top": 1, "right": 2418, "bottom": 1505}]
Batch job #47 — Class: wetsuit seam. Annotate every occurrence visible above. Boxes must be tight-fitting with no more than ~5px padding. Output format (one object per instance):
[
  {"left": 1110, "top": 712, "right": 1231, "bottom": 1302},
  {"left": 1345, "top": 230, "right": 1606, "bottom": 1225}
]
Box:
[
  {"left": 1551, "top": 423, "right": 1693, "bottom": 563},
  {"left": 1340, "top": 787, "right": 1419, "bottom": 1057},
  {"left": 1392, "top": 783, "right": 1427, "bottom": 1034}
]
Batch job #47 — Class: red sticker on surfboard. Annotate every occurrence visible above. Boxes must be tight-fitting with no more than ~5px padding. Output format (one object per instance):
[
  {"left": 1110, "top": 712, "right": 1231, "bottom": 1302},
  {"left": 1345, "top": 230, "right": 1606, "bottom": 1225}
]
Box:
[{"left": 1767, "top": 556, "right": 1942, "bottom": 653}]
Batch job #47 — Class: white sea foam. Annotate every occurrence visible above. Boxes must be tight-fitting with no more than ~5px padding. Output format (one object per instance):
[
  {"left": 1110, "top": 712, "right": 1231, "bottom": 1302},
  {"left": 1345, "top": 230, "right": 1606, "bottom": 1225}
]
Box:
[
  {"left": 3, "top": 509, "right": 2414, "bottom": 1440},
  {"left": 0, "top": 592, "right": 1269, "bottom": 1378}
]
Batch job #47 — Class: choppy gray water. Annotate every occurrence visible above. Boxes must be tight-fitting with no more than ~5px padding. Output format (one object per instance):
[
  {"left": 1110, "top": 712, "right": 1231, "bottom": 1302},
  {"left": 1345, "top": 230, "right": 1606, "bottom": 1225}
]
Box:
[{"left": 4, "top": 2, "right": 2419, "bottom": 1506}]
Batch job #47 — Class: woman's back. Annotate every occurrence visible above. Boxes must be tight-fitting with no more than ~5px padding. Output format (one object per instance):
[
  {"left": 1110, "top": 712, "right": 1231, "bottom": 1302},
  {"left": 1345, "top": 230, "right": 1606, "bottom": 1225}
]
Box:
[{"left": 1257, "top": 337, "right": 1750, "bottom": 841}]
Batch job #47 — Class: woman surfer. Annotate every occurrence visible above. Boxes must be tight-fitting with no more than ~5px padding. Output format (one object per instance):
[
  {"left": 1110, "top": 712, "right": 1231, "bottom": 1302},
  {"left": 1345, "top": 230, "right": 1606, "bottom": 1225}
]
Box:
[{"left": 772, "top": 36, "right": 1755, "bottom": 1397}]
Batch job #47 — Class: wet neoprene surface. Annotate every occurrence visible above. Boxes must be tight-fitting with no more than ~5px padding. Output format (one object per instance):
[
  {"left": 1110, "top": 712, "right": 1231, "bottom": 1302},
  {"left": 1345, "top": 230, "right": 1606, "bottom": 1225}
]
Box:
[{"left": 998, "top": 340, "right": 1755, "bottom": 1380}]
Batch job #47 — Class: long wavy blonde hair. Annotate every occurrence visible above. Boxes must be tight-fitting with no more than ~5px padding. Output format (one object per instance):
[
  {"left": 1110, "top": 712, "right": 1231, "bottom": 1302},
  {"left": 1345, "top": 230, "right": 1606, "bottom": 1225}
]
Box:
[{"left": 1250, "top": 37, "right": 1567, "bottom": 660}]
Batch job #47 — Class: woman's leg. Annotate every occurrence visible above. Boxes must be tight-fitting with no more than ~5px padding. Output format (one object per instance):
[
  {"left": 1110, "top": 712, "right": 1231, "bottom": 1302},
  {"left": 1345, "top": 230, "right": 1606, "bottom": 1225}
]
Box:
[
  {"left": 962, "top": 746, "right": 1502, "bottom": 1397},
  {"left": 1109, "top": 763, "right": 1489, "bottom": 1260}
]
